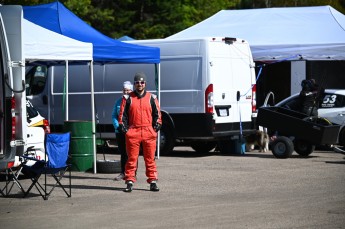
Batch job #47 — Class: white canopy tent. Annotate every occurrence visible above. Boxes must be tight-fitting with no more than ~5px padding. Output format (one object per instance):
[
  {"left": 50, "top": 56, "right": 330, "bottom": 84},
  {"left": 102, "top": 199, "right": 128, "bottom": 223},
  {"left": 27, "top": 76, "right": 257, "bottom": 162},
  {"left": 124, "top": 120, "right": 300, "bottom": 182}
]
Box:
[
  {"left": 168, "top": 5, "right": 345, "bottom": 61},
  {"left": 23, "top": 19, "right": 93, "bottom": 61}
]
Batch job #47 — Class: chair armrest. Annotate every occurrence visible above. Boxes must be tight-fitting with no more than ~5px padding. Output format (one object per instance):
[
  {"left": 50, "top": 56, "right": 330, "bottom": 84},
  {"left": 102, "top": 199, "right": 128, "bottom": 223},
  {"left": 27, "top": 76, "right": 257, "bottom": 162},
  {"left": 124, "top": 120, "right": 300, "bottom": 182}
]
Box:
[
  {"left": 26, "top": 146, "right": 35, "bottom": 152},
  {"left": 21, "top": 155, "right": 45, "bottom": 163}
]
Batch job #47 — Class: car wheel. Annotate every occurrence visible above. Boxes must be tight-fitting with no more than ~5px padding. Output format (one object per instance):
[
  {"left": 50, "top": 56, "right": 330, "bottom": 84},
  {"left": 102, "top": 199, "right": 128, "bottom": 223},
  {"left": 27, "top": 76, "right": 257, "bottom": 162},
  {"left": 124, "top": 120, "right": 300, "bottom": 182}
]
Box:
[
  {"left": 271, "top": 136, "right": 294, "bottom": 159},
  {"left": 191, "top": 141, "right": 217, "bottom": 153},
  {"left": 294, "top": 139, "right": 315, "bottom": 157}
]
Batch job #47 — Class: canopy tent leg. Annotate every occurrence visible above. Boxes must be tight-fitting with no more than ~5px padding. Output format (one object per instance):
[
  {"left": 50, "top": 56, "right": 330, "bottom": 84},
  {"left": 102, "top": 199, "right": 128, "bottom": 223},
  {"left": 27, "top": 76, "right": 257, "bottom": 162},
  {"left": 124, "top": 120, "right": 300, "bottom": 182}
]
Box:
[
  {"left": 156, "top": 63, "right": 161, "bottom": 159},
  {"left": 89, "top": 61, "right": 97, "bottom": 174},
  {"left": 65, "top": 60, "right": 69, "bottom": 121}
]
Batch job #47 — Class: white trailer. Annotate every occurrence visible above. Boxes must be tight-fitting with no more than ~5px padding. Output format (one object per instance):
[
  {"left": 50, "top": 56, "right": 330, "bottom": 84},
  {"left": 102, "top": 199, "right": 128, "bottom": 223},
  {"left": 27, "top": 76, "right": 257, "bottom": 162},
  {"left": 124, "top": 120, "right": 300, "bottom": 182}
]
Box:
[{"left": 27, "top": 37, "right": 257, "bottom": 154}]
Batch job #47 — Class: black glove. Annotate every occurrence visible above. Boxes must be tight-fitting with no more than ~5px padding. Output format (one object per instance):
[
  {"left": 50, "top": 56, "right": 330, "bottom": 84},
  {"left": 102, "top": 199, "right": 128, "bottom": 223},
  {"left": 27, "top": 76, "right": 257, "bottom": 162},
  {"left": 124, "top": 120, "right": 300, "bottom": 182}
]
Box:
[
  {"left": 119, "top": 124, "right": 128, "bottom": 134},
  {"left": 153, "top": 123, "right": 162, "bottom": 132}
]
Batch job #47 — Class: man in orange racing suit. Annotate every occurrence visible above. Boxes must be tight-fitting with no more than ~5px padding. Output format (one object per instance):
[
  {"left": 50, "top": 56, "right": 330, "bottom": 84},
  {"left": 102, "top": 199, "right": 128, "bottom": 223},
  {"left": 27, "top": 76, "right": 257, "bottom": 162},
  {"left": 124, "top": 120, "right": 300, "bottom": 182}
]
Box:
[{"left": 118, "top": 72, "right": 162, "bottom": 192}]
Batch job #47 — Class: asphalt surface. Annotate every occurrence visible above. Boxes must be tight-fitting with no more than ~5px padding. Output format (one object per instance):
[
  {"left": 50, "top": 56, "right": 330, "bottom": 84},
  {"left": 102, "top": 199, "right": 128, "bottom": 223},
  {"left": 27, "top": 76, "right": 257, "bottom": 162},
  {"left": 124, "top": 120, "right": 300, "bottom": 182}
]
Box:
[{"left": 1, "top": 147, "right": 345, "bottom": 229}]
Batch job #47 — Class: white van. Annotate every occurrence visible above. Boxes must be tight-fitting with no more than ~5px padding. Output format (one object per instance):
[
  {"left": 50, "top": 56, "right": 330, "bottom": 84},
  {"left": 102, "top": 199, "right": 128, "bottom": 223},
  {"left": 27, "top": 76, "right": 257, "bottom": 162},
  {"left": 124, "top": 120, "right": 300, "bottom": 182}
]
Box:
[
  {"left": 26, "top": 37, "right": 257, "bottom": 154},
  {"left": 0, "top": 6, "right": 27, "bottom": 171}
]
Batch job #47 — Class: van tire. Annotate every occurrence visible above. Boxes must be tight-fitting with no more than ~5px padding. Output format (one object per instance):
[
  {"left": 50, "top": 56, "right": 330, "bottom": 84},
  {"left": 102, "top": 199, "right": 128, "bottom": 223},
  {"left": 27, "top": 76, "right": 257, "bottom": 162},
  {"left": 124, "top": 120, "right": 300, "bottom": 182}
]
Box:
[
  {"left": 191, "top": 142, "right": 217, "bottom": 153},
  {"left": 160, "top": 123, "right": 174, "bottom": 155}
]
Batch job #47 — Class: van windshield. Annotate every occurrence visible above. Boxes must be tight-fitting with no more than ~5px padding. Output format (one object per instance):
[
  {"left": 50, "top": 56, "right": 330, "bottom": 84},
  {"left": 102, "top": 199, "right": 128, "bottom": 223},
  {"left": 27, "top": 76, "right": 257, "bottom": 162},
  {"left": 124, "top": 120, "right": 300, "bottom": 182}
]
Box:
[{"left": 26, "top": 65, "right": 48, "bottom": 96}]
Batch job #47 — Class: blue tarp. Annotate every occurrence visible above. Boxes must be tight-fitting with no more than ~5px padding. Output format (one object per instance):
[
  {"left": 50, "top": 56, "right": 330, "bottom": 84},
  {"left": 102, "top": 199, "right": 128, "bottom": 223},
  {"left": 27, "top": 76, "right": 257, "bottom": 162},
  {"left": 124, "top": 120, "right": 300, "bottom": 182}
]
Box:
[{"left": 23, "top": 1, "right": 160, "bottom": 63}]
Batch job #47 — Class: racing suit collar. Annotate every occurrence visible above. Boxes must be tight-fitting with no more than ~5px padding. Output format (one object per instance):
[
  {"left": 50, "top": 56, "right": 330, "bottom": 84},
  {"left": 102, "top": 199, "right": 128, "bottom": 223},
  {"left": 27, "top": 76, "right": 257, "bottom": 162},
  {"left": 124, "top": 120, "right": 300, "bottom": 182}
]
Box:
[{"left": 134, "top": 89, "right": 146, "bottom": 98}]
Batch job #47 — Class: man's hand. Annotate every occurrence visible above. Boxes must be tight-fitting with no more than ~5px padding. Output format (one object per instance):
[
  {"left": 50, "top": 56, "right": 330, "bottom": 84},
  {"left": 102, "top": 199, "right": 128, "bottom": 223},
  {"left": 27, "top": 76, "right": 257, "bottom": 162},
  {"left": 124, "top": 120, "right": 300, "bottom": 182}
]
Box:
[
  {"left": 119, "top": 124, "right": 128, "bottom": 134},
  {"left": 153, "top": 123, "right": 162, "bottom": 132}
]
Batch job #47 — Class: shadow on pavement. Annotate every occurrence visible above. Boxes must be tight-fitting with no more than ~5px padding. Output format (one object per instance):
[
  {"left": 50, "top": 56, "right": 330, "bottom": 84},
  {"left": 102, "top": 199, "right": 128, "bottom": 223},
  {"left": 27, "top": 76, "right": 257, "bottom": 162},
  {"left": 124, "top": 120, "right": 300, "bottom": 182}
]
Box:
[
  {"left": 70, "top": 184, "right": 123, "bottom": 191},
  {"left": 161, "top": 148, "right": 323, "bottom": 159},
  {"left": 325, "top": 160, "right": 345, "bottom": 164},
  {"left": 71, "top": 175, "right": 113, "bottom": 180}
]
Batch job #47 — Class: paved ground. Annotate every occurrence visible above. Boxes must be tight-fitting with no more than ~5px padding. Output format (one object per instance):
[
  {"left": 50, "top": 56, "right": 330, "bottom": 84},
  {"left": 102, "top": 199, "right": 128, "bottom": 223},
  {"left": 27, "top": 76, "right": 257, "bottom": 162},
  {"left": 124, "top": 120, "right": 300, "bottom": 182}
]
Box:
[{"left": 1, "top": 147, "right": 345, "bottom": 229}]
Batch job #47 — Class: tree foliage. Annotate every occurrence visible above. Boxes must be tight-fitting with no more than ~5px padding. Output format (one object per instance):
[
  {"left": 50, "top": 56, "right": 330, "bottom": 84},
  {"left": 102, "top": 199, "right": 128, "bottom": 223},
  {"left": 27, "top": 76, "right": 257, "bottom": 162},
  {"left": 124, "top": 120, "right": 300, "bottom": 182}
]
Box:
[{"left": 2, "top": 0, "right": 345, "bottom": 39}]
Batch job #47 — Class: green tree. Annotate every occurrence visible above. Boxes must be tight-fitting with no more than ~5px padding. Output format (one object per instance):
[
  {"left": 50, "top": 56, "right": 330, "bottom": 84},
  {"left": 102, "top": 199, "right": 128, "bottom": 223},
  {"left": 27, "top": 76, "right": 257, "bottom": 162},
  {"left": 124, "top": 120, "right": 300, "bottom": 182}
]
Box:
[
  {"left": 1, "top": 0, "right": 115, "bottom": 36},
  {"left": 108, "top": 0, "right": 240, "bottom": 39}
]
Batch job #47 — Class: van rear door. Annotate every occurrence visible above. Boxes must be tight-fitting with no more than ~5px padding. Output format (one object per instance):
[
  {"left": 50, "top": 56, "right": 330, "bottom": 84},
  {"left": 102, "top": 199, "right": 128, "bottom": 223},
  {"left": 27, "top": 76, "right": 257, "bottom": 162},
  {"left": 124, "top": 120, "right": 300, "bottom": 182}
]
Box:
[
  {"left": 0, "top": 10, "right": 14, "bottom": 168},
  {"left": 209, "top": 38, "right": 255, "bottom": 125},
  {"left": 0, "top": 12, "right": 6, "bottom": 157},
  {"left": 0, "top": 6, "right": 26, "bottom": 170}
]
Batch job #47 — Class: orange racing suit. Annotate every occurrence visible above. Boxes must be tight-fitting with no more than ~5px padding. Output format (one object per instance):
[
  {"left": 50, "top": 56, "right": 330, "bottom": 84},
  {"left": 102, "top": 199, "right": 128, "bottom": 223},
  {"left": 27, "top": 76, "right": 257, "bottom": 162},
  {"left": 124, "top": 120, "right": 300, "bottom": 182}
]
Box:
[{"left": 118, "top": 90, "right": 162, "bottom": 183}]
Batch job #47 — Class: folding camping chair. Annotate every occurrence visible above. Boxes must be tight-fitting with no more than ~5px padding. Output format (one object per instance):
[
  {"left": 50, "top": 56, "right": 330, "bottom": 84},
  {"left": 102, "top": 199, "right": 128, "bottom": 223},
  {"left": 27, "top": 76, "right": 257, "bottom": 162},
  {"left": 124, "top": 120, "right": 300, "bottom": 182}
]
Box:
[
  {"left": 22, "top": 132, "right": 71, "bottom": 200},
  {"left": 1, "top": 126, "right": 45, "bottom": 197},
  {"left": 0, "top": 166, "right": 25, "bottom": 197}
]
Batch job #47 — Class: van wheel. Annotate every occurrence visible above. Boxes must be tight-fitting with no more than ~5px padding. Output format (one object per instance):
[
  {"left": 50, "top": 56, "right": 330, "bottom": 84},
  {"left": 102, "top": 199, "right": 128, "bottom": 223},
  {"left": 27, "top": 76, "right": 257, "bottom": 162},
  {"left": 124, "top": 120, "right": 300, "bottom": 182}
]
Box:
[
  {"left": 159, "top": 123, "right": 174, "bottom": 155},
  {"left": 271, "top": 136, "right": 294, "bottom": 159},
  {"left": 294, "top": 139, "right": 315, "bottom": 157},
  {"left": 191, "top": 142, "right": 217, "bottom": 153}
]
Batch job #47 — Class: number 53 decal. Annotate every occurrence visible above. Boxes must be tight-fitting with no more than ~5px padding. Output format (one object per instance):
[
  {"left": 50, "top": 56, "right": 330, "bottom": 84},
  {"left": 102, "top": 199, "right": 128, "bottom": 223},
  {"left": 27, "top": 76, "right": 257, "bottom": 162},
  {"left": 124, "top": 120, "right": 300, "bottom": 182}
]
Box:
[
  {"left": 321, "top": 94, "right": 337, "bottom": 108},
  {"left": 323, "top": 94, "right": 337, "bottom": 104}
]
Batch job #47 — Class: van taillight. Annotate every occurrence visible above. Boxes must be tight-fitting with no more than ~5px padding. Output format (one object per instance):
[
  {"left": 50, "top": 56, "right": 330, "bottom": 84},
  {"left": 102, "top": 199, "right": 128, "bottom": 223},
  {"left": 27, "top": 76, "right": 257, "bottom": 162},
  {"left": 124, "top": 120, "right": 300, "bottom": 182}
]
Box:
[
  {"left": 11, "top": 96, "right": 16, "bottom": 141},
  {"left": 252, "top": 84, "right": 257, "bottom": 112},
  {"left": 43, "top": 119, "right": 51, "bottom": 133},
  {"left": 205, "top": 84, "right": 214, "bottom": 114},
  {"left": 7, "top": 161, "right": 14, "bottom": 169}
]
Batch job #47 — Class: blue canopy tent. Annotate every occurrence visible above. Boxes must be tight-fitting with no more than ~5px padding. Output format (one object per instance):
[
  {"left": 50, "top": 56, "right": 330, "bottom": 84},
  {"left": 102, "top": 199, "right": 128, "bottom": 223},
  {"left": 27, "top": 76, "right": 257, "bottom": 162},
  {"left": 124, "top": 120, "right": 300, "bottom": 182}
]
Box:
[
  {"left": 23, "top": 1, "right": 159, "bottom": 63},
  {"left": 23, "top": 1, "right": 161, "bottom": 172}
]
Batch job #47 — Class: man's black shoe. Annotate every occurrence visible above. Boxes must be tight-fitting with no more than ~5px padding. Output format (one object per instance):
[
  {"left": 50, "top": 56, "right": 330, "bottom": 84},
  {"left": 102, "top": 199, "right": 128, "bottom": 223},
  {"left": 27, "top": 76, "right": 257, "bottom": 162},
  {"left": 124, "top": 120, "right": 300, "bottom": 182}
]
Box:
[
  {"left": 124, "top": 182, "right": 133, "bottom": 192},
  {"left": 150, "top": 182, "right": 159, "bottom": 192}
]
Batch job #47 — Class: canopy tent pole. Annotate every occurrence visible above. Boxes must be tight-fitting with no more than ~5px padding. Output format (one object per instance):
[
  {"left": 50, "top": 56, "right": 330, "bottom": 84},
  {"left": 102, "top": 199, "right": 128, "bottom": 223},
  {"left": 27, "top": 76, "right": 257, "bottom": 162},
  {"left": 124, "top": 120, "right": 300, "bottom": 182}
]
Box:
[
  {"left": 89, "top": 61, "right": 97, "bottom": 174},
  {"left": 156, "top": 63, "right": 161, "bottom": 159},
  {"left": 65, "top": 60, "right": 69, "bottom": 120},
  {"left": 49, "top": 66, "right": 54, "bottom": 122}
]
